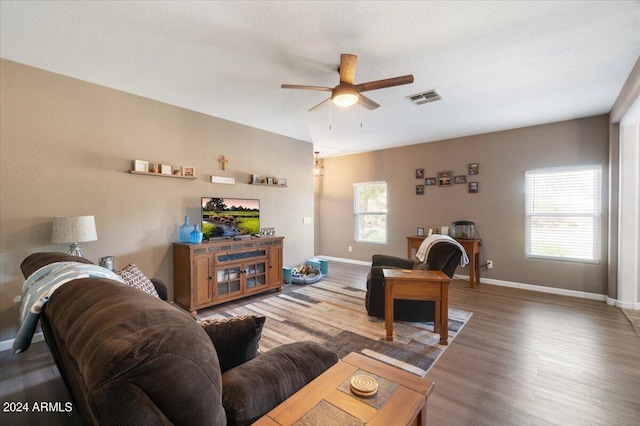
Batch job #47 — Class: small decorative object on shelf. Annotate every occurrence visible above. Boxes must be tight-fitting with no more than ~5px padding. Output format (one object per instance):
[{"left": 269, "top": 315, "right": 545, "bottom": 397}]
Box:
[
  {"left": 249, "top": 175, "right": 288, "bottom": 187},
  {"left": 260, "top": 227, "right": 276, "bottom": 236},
  {"left": 189, "top": 224, "right": 203, "bottom": 244},
  {"left": 133, "top": 160, "right": 149, "bottom": 172},
  {"left": 179, "top": 217, "right": 191, "bottom": 243}
]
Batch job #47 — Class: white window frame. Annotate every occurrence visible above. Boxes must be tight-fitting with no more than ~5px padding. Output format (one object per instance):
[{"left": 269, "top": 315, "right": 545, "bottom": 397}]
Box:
[
  {"left": 525, "top": 165, "right": 602, "bottom": 264},
  {"left": 353, "top": 181, "right": 387, "bottom": 245}
]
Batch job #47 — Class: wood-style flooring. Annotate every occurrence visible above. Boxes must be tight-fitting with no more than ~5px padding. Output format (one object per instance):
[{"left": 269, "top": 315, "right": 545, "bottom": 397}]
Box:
[{"left": 1, "top": 261, "right": 638, "bottom": 425}]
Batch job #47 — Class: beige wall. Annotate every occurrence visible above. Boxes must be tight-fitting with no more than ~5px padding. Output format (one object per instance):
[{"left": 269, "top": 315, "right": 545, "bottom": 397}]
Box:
[
  {"left": 316, "top": 115, "right": 610, "bottom": 294},
  {"left": 0, "top": 59, "right": 315, "bottom": 340}
]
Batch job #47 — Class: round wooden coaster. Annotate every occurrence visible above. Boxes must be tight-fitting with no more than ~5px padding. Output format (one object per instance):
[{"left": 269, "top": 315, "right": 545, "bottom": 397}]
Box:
[{"left": 350, "top": 375, "right": 378, "bottom": 397}]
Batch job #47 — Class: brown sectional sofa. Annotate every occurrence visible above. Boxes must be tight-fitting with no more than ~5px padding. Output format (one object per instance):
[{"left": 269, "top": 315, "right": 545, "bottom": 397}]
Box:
[{"left": 19, "top": 252, "right": 338, "bottom": 425}]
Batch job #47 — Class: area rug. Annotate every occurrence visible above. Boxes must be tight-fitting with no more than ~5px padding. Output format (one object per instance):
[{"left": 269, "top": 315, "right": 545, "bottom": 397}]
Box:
[{"left": 201, "top": 280, "right": 472, "bottom": 377}]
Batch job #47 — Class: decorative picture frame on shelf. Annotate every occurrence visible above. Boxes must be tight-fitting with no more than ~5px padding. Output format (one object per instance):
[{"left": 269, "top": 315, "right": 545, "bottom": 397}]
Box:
[
  {"left": 416, "top": 185, "right": 424, "bottom": 195},
  {"left": 469, "top": 182, "right": 479, "bottom": 193},
  {"left": 417, "top": 227, "right": 425, "bottom": 236},
  {"left": 181, "top": 166, "right": 195, "bottom": 177},
  {"left": 425, "top": 177, "right": 436, "bottom": 186},
  {"left": 251, "top": 174, "right": 260, "bottom": 184},
  {"left": 279, "top": 178, "right": 287, "bottom": 186},
  {"left": 266, "top": 177, "right": 274, "bottom": 185},
  {"left": 160, "top": 164, "right": 172, "bottom": 175},
  {"left": 438, "top": 171, "right": 452, "bottom": 186},
  {"left": 469, "top": 163, "right": 479, "bottom": 175},
  {"left": 133, "top": 160, "right": 148, "bottom": 173},
  {"left": 454, "top": 175, "right": 466, "bottom": 184},
  {"left": 415, "top": 168, "right": 424, "bottom": 179}
]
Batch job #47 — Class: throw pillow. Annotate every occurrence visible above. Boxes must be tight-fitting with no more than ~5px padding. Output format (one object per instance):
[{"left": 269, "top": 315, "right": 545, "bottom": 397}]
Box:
[
  {"left": 198, "top": 315, "right": 266, "bottom": 373},
  {"left": 116, "top": 264, "right": 159, "bottom": 298}
]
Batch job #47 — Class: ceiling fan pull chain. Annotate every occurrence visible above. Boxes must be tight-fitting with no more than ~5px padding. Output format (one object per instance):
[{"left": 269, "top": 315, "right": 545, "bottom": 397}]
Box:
[
  {"left": 329, "top": 101, "right": 332, "bottom": 130},
  {"left": 360, "top": 96, "right": 363, "bottom": 127}
]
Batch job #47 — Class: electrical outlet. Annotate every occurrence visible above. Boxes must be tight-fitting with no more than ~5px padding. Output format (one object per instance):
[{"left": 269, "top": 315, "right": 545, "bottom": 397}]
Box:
[
  {"left": 348, "top": 246, "right": 353, "bottom": 252},
  {"left": 487, "top": 260, "right": 493, "bottom": 270}
]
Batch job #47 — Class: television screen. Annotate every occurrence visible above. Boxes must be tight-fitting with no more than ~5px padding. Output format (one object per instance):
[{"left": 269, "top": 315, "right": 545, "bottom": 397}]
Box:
[{"left": 201, "top": 197, "right": 260, "bottom": 239}]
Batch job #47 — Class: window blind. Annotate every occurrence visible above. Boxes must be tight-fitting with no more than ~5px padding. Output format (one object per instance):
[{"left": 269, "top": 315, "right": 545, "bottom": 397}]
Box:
[
  {"left": 353, "top": 181, "right": 387, "bottom": 244},
  {"left": 525, "top": 166, "right": 601, "bottom": 263}
]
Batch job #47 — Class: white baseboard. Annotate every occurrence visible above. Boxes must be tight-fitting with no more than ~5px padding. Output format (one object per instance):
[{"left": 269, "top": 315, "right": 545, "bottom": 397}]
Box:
[
  {"left": 470, "top": 275, "right": 608, "bottom": 302},
  {"left": 320, "top": 255, "right": 637, "bottom": 306},
  {"left": 0, "top": 332, "right": 44, "bottom": 352},
  {"left": 314, "top": 255, "right": 372, "bottom": 267}
]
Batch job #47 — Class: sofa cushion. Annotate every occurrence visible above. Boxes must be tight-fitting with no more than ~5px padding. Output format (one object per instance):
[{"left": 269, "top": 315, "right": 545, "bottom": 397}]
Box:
[
  {"left": 116, "top": 263, "right": 159, "bottom": 298},
  {"left": 221, "top": 341, "right": 339, "bottom": 425},
  {"left": 199, "top": 315, "right": 266, "bottom": 373}
]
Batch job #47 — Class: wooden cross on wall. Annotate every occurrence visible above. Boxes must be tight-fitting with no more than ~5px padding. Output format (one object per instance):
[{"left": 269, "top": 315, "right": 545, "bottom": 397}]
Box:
[{"left": 219, "top": 155, "right": 229, "bottom": 171}]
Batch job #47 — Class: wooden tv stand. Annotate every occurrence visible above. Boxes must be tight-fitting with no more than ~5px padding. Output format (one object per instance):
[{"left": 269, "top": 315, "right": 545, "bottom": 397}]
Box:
[{"left": 173, "top": 236, "right": 284, "bottom": 316}]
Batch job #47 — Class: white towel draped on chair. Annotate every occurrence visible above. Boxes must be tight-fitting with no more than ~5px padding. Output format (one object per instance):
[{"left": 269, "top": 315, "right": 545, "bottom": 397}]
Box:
[{"left": 416, "top": 235, "right": 469, "bottom": 266}]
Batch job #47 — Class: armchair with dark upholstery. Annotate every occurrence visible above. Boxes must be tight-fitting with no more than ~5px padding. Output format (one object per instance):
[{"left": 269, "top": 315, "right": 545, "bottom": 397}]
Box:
[{"left": 365, "top": 242, "right": 462, "bottom": 322}]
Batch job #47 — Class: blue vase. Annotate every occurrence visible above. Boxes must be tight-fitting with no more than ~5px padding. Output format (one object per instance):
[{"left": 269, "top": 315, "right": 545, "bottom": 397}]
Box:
[
  {"left": 179, "top": 216, "right": 191, "bottom": 243},
  {"left": 190, "top": 224, "right": 203, "bottom": 244}
]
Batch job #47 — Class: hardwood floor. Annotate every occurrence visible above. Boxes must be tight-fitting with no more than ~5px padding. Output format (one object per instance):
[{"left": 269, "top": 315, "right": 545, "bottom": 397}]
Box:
[{"left": 1, "top": 261, "right": 638, "bottom": 425}]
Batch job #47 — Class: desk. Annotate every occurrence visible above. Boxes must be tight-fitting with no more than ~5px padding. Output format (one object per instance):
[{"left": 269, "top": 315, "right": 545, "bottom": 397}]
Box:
[
  {"left": 383, "top": 269, "right": 450, "bottom": 345},
  {"left": 255, "top": 352, "right": 434, "bottom": 426},
  {"left": 406, "top": 236, "right": 481, "bottom": 288}
]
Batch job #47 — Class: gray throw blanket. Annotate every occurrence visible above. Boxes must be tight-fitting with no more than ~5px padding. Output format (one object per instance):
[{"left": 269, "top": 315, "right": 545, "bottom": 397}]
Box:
[{"left": 13, "top": 261, "right": 124, "bottom": 353}]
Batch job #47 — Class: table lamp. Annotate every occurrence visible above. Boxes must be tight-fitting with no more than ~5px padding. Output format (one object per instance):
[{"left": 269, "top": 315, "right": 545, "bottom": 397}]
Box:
[{"left": 51, "top": 215, "right": 97, "bottom": 258}]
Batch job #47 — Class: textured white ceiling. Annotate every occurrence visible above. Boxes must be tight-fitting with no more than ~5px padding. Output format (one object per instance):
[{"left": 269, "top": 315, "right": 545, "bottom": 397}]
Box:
[{"left": 1, "top": 1, "right": 639, "bottom": 157}]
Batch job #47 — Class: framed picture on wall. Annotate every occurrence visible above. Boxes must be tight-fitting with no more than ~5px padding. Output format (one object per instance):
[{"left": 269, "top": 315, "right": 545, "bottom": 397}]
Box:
[
  {"left": 438, "top": 171, "right": 452, "bottom": 186},
  {"left": 425, "top": 177, "right": 436, "bottom": 186},
  {"left": 416, "top": 185, "right": 424, "bottom": 195},
  {"left": 454, "top": 175, "right": 466, "bottom": 184},
  {"left": 415, "top": 168, "right": 424, "bottom": 179},
  {"left": 469, "top": 182, "right": 479, "bottom": 193},
  {"left": 469, "top": 163, "right": 479, "bottom": 175}
]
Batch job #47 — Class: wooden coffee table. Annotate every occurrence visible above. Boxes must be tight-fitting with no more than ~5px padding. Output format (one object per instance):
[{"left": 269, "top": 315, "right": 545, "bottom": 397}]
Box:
[
  {"left": 255, "top": 352, "right": 434, "bottom": 426},
  {"left": 382, "top": 269, "right": 450, "bottom": 345}
]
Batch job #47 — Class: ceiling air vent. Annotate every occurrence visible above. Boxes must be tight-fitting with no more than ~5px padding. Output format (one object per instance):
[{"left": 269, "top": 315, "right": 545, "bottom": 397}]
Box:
[{"left": 408, "top": 90, "right": 442, "bottom": 105}]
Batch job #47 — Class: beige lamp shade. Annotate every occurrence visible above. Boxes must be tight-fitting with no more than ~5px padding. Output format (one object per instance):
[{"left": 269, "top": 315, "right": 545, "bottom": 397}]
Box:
[{"left": 51, "top": 215, "right": 97, "bottom": 257}]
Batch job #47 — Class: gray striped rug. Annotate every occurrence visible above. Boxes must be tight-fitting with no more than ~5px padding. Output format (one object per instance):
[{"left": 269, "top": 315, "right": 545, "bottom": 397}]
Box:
[{"left": 201, "top": 280, "right": 472, "bottom": 377}]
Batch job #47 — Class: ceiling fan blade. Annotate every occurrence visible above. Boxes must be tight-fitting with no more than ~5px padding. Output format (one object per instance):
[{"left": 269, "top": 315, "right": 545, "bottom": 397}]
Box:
[
  {"left": 309, "top": 98, "right": 331, "bottom": 112},
  {"left": 339, "top": 54, "right": 358, "bottom": 84},
  {"left": 359, "top": 95, "right": 380, "bottom": 110},
  {"left": 355, "top": 74, "right": 414, "bottom": 92},
  {"left": 281, "top": 84, "right": 332, "bottom": 91}
]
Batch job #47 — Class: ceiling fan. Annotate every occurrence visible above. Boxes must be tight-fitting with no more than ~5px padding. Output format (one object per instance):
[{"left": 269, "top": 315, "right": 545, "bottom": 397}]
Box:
[{"left": 281, "top": 54, "right": 414, "bottom": 112}]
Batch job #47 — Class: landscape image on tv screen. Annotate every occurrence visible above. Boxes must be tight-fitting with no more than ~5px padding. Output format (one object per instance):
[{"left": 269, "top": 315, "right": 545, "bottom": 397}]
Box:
[{"left": 201, "top": 197, "right": 260, "bottom": 239}]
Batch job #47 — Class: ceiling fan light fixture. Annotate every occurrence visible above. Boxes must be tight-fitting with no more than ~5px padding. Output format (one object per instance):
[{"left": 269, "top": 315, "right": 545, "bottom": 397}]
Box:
[{"left": 332, "top": 85, "right": 359, "bottom": 107}]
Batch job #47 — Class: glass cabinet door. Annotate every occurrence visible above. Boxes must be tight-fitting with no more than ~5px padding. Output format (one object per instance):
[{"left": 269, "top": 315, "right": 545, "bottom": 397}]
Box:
[
  {"left": 245, "top": 262, "right": 267, "bottom": 291},
  {"left": 216, "top": 266, "right": 242, "bottom": 297}
]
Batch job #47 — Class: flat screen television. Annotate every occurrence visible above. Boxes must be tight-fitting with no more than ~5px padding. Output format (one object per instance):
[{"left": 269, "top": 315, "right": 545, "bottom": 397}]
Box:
[{"left": 201, "top": 197, "right": 260, "bottom": 239}]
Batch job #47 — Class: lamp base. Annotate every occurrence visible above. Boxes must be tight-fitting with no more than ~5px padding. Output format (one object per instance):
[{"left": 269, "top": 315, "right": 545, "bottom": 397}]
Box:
[{"left": 68, "top": 243, "right": 85, "bottom": 258}]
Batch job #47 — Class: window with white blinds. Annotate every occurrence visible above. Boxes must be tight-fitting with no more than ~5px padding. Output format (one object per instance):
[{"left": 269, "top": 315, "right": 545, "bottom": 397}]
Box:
[
  {"left": 525, "top": 166, "right": 602, "bottom": 263},
  {"left": 354, "top": 181, "right": 387, "bottom": 244}
]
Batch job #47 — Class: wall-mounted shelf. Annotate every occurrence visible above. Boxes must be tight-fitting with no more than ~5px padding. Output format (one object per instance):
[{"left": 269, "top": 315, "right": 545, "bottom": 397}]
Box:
[
  {"left": 129, "top": 170, "right": 197, "bottom": 180},
  {"left": 249, "top": 182, "right": 288, "bottom": 188},
  {"left": 250, "top": 174, "right": 287, "bottom": 187}
]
